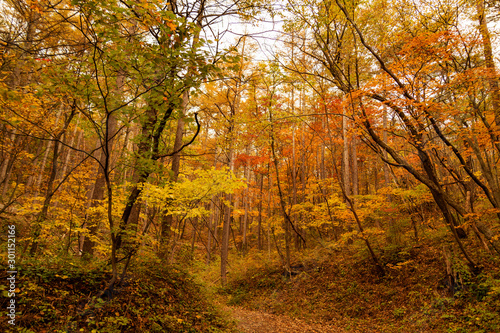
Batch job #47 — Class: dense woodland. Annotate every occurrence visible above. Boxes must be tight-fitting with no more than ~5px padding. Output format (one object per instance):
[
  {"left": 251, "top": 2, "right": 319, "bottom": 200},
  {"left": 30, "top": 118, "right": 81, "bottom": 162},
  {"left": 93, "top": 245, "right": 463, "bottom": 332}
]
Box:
[{"left": 1, "top": 0, "right": 500, "bottom": 332}]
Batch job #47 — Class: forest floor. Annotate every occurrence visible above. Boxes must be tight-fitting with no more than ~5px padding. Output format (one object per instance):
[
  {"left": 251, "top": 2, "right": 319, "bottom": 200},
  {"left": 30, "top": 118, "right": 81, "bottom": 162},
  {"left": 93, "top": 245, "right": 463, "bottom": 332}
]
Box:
[
  {"left": 3, "top": 235, "right": 500, "bottom": 332},
  {"left": 227, "top": 305, "right": 347, "bottom": 333},
  {"left": 216, "top": 237, "right": 500, "bottom": 333}
]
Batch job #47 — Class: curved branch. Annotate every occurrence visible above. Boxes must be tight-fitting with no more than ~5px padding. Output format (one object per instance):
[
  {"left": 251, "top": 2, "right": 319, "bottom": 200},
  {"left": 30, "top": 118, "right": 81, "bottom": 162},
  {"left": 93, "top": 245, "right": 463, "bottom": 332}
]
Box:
[{"left": 158, "top": 112, "right": 201, "bottom": 158}]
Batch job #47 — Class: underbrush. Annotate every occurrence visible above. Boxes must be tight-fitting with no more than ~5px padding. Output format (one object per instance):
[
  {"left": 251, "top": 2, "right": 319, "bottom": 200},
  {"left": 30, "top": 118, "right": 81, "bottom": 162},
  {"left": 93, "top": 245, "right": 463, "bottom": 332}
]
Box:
[
  {"left": 220, "top": 240, "right": 500, "bottom": 333},
  {"left": 0, "top": 255, "right": 235, "bottom": 333}
]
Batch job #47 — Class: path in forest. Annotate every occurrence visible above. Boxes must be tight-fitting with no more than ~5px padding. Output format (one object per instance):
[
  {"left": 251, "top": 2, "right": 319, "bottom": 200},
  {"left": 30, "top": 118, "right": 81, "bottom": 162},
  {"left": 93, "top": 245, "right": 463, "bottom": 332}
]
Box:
[{"left": 228, "top": 306, "right": 347, "bottom": 333}]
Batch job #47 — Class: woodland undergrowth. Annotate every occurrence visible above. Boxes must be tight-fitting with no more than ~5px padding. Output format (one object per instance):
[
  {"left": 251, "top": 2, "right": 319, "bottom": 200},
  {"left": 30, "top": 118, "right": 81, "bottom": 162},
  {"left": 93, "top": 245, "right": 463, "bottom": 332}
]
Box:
[
  {"left": 207, "top": 229, "right": 500, "bottom": 333},
  {"left": 0, "top": 254, "right": 235, "bottom": 333},
  {"left": 2, "top": 229, "right": 500, "bottom": 333}
]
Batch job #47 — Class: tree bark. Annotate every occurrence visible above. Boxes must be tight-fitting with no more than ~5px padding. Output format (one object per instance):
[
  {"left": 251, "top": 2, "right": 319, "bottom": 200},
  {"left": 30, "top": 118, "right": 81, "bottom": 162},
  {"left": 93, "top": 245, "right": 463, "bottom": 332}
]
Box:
[
  {"left": 476, "top": 0, "right": 500, "bottom": 130},
  {"left": 342, "top": 109, "right": 351, "bottom": 196},
  {"left": 160, "top": 90, "right": 189, "bottom": 256}
]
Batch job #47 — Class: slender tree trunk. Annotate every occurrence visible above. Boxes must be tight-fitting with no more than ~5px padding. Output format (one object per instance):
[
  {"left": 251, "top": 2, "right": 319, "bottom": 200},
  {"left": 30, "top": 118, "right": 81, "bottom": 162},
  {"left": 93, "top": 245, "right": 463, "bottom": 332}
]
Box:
[
  {"left": 58, "top": 115, "right": 81, "bottom": 181},
  {"left": 269, "top": 108, "right": 305, "bottom": 272},
  {"left": 342, "top": 109, "right": 351, "bottom": 196},
  {"left": 351, "top": 136, "right": 359, "bottom": 196},
  {"left": 191, "top": 217, "right": 198, "bottom": 258},
  {"left": 292, "top": 128, "right": 299, "bottom": 251},
  {"left": 81, "top": 149, "right": 108, "bottom": 257},
  {"left": 81, "top": 72, "right": 122, "bottom": 257},
  {"left": 159, "top": 91, "right": 189, "bottom": 256},
  {"left": 2, "top": 8, "right": 39, "bottom": 198},
  {"left": 207, "top": 199, "right": 214, "bottom": 264},
  {"left": 30, "top": 106, "right": 76, "bottom": 255},
  {"left": 221, "top": 142, "right": 234, "bottom": 285},
  {"left": 0, "top": 131, "right": 18, "bottom": 198},
  {"left": 221, "top": 191, "right": 232, "bottom": 285},
  {"left": 383, "top": 109, "right": 391, "bottom": 197},
  {"left": 242, "top": 183, "right": 249, "bottom": 252},
  {"left": 257, "top": 173, "right": 264, "bottom": 251},
  {"left": 32, "top": 108, "right": 63, "bottom": 196},
  {"left": 267, "top": 166, "right": 272, "bottom": 259}
]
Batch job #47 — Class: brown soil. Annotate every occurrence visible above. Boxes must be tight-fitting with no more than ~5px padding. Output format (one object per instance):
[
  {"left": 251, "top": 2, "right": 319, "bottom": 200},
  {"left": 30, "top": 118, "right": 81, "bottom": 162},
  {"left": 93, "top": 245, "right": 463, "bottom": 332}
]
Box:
[{"left": 228, "top": 306, "right": 347, "bottom": 333}]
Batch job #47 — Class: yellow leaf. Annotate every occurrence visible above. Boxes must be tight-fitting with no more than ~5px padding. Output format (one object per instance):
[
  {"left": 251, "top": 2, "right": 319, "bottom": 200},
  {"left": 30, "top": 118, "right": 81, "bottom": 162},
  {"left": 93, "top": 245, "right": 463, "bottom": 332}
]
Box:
[{"left": 166, "top": 21, "right": 177, "bottom": 31}]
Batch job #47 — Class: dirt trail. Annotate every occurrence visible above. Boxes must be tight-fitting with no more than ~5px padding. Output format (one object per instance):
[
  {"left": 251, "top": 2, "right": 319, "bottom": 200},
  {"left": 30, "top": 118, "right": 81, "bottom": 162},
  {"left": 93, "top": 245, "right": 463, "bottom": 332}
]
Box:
[{"left": 228, "top": 306, "right": 347, "bottom": 333}]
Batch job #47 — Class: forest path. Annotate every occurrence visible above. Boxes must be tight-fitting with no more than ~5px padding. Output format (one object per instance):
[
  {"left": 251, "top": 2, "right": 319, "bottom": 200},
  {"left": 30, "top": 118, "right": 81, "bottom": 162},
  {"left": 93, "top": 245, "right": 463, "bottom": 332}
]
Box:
[{"left": 227, "top": 306, "right": 347, "bottom": 333}]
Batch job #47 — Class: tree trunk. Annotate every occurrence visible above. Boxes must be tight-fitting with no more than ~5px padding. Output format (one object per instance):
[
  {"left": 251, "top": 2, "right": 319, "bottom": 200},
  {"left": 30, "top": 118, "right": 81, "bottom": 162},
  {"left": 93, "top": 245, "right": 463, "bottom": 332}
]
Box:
[
  {"left": 159, "top": 91, "right": 188, "bottom": 256},
  {"left": 383, "top": 109, "right": 391, "bottom": 200},
  {"left": 206, "top": 199, "right": 214, "bottom": 264},
  {"left": 476, "top": 0, "right": 500, "bottom": 130},
  {"left": 351, "top": 136, "right": 359, "bottom": 196},
  {"left": 342, "top": 109, "right": 351, "bottom": 196},
  {"left": 30, "top": 106, "right": 76, "bottom": 255},
  {"left": 221, "top": 193, "right": 232, "bottom": 285},
  {"left": 81, "top": 72, "right": 122, "bottom": 257},
  {"left": 221, "top": 143, "right": 234, "bottom": 285},
  {"left": 257, "top": 173, "right": 264, "bottom": 251}
]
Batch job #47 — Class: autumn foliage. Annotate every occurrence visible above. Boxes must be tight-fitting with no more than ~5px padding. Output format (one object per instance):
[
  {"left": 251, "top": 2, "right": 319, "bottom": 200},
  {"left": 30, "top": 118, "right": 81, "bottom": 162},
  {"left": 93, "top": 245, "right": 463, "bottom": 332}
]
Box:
[{"left": 1, "top": 0, "right": 500, "bottom": 331}]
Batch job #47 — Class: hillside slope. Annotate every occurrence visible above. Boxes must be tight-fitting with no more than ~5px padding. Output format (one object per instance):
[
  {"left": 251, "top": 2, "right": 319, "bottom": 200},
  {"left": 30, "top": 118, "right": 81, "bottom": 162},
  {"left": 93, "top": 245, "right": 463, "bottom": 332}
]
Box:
[
  {"left": 0, "top": 258, "right": 234, "bottom": 333},
  {"left": 221, "top": 240, "right": 500, "bottom": 333}
]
